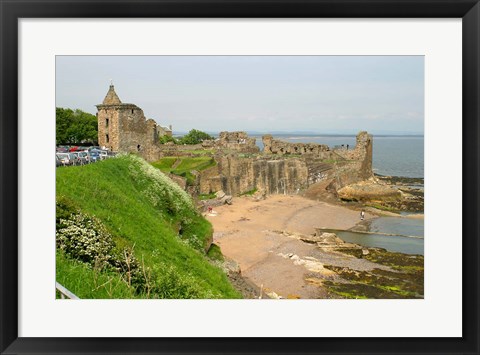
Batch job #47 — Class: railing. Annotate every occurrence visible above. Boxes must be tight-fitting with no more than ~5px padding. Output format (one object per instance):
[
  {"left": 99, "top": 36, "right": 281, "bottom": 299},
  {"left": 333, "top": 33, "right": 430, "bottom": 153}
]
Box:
[{"left": 56, "top": 281, "right": 80, "bottom": 300}]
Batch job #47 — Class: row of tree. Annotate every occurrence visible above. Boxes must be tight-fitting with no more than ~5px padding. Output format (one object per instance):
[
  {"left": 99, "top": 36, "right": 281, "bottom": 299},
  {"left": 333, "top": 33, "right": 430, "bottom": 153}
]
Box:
[
  {"left": 158, "top": 129, "right": 213, "bottom": 145},
  {"left": 56, "top": 108, "right": 98, "bottom": 145}
]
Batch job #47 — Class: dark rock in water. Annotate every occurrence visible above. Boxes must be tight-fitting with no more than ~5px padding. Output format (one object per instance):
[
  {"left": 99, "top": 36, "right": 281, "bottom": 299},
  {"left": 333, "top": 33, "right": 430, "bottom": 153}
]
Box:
[
  {"left": 324, "top": 247, "right": 424, "bottom": 299},
  {"left": 375, "top": 174, "right": 424, "bottom": 187}
]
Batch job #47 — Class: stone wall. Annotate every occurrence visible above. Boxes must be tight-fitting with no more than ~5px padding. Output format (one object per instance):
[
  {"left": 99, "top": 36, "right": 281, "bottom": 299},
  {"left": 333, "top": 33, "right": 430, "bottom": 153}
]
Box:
[
  {"left": 262, "top": 135, "right": 330, "bottom": 156},
  {"left": 193, "top": 131, "right": 373, "bottom": 197},
  {"left": 198, "top": 156, "right": 308, "bottom": 196},
  {"left": 332, "top": 131, "right": 373, "bottom": 182},
  {"left": 215, "top": 131, "right": 260, "bottom": 153}
]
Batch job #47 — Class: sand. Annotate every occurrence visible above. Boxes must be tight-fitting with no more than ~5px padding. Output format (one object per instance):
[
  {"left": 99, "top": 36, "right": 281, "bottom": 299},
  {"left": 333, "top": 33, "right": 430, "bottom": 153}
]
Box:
[{"left": 206, "top": 194, "right": 374, "bottom": 299}]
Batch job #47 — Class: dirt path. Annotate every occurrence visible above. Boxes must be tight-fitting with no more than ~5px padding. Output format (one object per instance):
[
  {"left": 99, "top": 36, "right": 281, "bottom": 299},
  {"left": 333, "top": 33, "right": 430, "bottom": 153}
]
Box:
[{"left": 206, "top": 194, "right": 375, "bottom": 299}]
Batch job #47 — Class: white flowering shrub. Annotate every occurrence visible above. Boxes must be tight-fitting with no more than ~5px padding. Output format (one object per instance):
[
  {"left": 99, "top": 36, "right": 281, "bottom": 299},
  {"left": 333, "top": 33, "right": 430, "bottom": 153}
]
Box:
[
  {"left": 121, "top": 155, "right": 212, "bottom": 252},
  {"left": 56, "top": 196, "right": 145, "bottom": 291},
  {"left": 123, "top": 154, "right": 194, "bottom": 214},
  {"left": 56, "top": 213, "right": 115, "bottom": 267}
]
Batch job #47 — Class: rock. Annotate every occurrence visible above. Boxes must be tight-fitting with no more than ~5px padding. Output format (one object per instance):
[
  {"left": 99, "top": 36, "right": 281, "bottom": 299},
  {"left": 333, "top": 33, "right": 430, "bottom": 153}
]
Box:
[
  {"left": 316, "top": 232, "right": 345, "bottom": 245},
  {"left": 252, "top": 189, "right": 267, "bottom": 201},
  {"left": 307, "top": 232, "right": 345, "bottom": 245},
  {"left": 220, "top": 195, "right": 233, "bottom": 205},
  {"left": 215, "top": 190, "right": 226, "bottom": 199},
  {"left": 362, "top": 249, "right": 370, "bottom": 256},
  {"left": 224, "top": 258, "right": 241, "bottom": 275},
  {"left": 337, "top": 181, "right": 402, "bottom": 202},
  {"left": 267, "top": 291, "right": 282, "bottom": 299}
]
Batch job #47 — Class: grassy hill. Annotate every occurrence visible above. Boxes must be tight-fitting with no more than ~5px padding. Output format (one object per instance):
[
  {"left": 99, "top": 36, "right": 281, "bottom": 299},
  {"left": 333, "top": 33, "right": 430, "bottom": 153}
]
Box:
[
  {"left": 56, "top": 154, "right": 241, "bottom": 299},
  {"left": 151, "top": 156, "right": 216, "bottom": 185}
]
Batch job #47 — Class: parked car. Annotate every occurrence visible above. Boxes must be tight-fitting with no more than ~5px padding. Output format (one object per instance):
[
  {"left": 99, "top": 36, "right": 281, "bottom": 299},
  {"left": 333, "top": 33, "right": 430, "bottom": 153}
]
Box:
[
  {"left": 76, "top": 151, "right": 90, "bottom": 165},
  {"left": 69, "top": 152, "right": 82, "bottom": 166},
  {"left": 88, "top": 150, "right": 102, "bottom": 163},
  {"left": 56, "top": 154, "right": 62, "bottom": 167},
  {"left": 56, "top": 146, "right": 68, "bottom": 153},
  {"left": 56, "top": 153, "right": 73, "bottom": 166}
]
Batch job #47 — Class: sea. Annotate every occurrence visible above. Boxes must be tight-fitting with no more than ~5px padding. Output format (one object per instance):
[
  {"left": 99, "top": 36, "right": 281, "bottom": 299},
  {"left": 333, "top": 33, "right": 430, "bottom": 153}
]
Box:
[{"left": 252, "top": 134, "right": 425, "bottom": 255}]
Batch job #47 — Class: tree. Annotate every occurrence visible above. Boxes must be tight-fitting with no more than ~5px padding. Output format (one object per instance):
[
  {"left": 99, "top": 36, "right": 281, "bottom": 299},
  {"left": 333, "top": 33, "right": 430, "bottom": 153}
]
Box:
[
  {"left": 178, "top": 129, "right": 213, "bottom": 145},
  {"left": 56, "top": 108, "right": 98, "bottom": 144},
  {"left": 158, "top": 135, "right": 178, "bottom": 144}
]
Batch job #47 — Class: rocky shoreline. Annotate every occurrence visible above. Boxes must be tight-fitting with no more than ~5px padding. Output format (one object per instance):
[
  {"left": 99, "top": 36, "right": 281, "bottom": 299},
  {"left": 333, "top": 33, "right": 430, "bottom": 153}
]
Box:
[
  {"left": 206, "top": 194, "right": 424, "bottom": 299},
  {"left": 335, "top": 174, "right": 424, "bottom": 213}
]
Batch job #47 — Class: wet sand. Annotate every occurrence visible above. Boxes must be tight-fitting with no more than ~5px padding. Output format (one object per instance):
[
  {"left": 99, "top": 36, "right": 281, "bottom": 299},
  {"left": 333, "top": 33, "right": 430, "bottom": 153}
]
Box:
[{"left": 206, "top": 194, "right": 374, "bottom": 299}]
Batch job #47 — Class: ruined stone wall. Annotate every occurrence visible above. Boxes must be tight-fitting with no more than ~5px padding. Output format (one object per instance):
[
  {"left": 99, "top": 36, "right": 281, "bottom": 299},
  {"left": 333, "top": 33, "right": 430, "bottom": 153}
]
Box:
[
  {"left": 216, "top": 131, "right": 260, "bottom": 153},
  {"left": 262, "top": 135, "right": 331, "bottom": 156},
  {"left": 196, "top": 131, "right": 373, "bottom": 197},
  {"left": 333, "top": 131, "right": 373, "bottom": 180},
  {"left": 117, "top": 106, "right": 153, "bottom": 152},
  {"left": 198, "top": 155, "right": 308, "bottom": 196}
]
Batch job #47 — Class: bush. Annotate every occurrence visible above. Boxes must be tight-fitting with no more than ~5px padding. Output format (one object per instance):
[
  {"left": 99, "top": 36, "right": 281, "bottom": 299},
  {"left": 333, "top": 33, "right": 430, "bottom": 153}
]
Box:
[
  {"left": 56, "top": 199, "right": 146, "bottom": 292},
  {"left": 152, "top": 264, "right": 216, "bottom": 299},
  {"left": 158, "top": 135, "right": 178, "bottom": 144},
  {"left": 178, "top": 129, "right": 213, "bottom": 145}
]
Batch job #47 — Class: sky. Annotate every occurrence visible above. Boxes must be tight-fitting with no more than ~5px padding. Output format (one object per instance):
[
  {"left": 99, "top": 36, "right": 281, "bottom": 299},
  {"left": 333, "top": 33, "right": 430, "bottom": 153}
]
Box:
[{"left": 56, "top": 56, "right": 424, "bottom": 135}]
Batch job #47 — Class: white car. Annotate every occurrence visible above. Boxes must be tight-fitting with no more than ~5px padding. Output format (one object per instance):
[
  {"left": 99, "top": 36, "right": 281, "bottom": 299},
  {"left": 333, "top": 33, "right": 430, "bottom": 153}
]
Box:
[{"left": 56, "top": 153, "right": 73, "bottom": 166}]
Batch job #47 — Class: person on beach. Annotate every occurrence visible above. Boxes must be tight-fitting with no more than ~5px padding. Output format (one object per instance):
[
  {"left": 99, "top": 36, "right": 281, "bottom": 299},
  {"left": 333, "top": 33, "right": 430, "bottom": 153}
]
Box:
[{"left": 360, "top": 210, "right": 365, "bottom": 220}]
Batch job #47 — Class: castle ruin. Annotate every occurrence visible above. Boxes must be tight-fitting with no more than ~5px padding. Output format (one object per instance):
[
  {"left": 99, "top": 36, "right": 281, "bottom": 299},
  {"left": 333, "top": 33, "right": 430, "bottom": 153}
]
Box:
[
  {"left": 96, "top": 84, "right": 172, "bottom": 153},
  {"left": 96, "top": 85, "right": 373, "bottom": 197}
]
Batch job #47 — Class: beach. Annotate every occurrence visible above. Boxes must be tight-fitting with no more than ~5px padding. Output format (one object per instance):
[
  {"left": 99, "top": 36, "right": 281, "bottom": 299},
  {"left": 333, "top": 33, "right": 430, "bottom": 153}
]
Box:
[{"left": 206, "top": 194, "right": 377, "bottom": 298}]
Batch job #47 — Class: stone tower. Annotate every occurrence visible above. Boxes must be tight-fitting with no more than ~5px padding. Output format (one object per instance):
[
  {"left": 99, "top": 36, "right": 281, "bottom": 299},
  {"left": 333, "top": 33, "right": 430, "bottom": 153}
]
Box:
[{"left": 96, "top": 84, "right": 156, "bottom": 152}]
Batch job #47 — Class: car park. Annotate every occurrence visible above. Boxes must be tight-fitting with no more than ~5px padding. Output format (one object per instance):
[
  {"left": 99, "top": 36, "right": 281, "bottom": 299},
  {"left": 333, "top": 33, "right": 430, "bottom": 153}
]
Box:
[{"left": 56, "top": 148, "right": 116, "bottom": 167}]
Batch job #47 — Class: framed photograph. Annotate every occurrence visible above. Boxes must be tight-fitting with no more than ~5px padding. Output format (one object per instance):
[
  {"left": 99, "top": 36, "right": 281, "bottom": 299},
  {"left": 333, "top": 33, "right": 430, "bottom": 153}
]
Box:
[{"left": 1, "top": 0, "right": 479, "bottom": 354}]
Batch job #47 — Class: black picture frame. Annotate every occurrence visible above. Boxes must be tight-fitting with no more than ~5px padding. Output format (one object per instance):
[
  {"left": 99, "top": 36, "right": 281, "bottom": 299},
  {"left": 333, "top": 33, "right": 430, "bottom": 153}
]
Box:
[{"left": 1, "top": 1, "right": 478, "bottom": 354}]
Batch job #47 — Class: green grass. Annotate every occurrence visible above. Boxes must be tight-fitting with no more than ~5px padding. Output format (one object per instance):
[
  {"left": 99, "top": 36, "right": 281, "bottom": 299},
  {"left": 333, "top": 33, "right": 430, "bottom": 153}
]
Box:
[
  {"left": 190, "top": 149, "right": 214, "bottom": 155},
  {"left": 56, "top": 251, "right": 137, "bottom": 299},
  {"left": 206, "top": 244, "right": 224, "bottom": 262},
  {"left": 56, "top": 154, "right": 241, "bottom": 299},
  {"left": 151, "top": 157, "right": 178, "bottom": 170},
  {"left": 151, "top": 156, "right": 217, "bottom": 185},
  {"left": 198, "top": 192, "right": 217, "bottom": 200}
]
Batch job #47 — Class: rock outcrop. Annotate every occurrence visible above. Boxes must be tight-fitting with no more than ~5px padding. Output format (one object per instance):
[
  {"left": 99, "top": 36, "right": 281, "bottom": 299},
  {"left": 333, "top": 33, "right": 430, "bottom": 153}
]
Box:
[{"left": 337, "top": 179, "right": 402, "bottom": 202}]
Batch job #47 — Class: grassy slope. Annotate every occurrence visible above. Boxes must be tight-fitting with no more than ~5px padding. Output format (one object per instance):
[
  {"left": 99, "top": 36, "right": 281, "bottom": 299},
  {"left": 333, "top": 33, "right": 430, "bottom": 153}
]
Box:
[
  {"left": 56, "top": 154, "right": 240, "bottom": 299},
  {"left": 151, "top": 156, "right": 216, "bottom": 185},
  {"left": 56, "top": 251, "right": 137, "bottom": 299}
]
